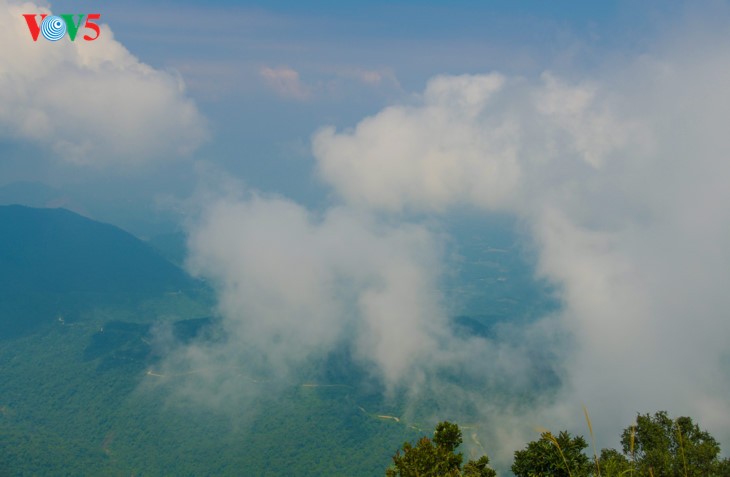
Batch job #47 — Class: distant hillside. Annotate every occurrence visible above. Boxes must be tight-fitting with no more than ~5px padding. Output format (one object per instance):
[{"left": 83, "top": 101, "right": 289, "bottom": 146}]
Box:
[
  {"left": 147, "top": 230, "right": 188, "bottom": 267},
  {"left": 0, "top": 205, "right": 192, "bottom": 294},
  {"left": 0, "top": 205, "right": 195, "bottom": 337}
]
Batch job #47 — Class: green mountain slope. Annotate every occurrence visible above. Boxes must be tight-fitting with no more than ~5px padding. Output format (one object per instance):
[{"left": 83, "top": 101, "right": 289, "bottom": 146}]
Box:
[
  {"left": 0, "top": 312, "right": 417, "bottom": 476},
  {"left": 0, "top": 205, "right": 191, "bottom": 294},
  {"left": 0, "top": 205, "right": 195, "bottom": 338},
  {"left": 0, "top": 205, "right": 417, "bottom": 476},
  {"left": 0, "top": 205, "right": 558, "bottom": 476}
]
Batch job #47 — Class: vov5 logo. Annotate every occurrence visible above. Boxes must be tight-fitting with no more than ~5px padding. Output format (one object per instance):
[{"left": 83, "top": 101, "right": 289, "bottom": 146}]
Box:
[{"left": 23, "top": 14, "right": 102, "bottom": 42}]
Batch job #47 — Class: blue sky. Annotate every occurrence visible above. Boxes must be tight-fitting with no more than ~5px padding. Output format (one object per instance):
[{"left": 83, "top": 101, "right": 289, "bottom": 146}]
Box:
[{"left": 2, "top": 0, "right": 692, "bottom": 211}]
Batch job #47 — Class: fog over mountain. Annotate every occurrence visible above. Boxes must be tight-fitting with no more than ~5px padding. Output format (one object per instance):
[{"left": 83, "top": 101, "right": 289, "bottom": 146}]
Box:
[
  {"left": 159, "top": 25, "right": 730, "bottom": 466},
  {"left": 0, "top": 205, "right": 194, "bottom": 337}
]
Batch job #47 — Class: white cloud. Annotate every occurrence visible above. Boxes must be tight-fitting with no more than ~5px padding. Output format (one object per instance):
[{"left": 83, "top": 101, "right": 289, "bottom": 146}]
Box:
[
  {"left": 259, "top": 65, "right": 402, "bottom": 102},
  {"left": 351, "top": 69, "right": 385, "bottom": 85},
  {"left": 259, "top": 65, "right": 310, "bottom": 100},
  {"left": 335, "top": 67, "right": 401, "bottom": 89},
  {"left": 311, "top": 36, "right": 730, "bottom": 453},
  {"left": 313, "top": 73, "right": 525, "bottom": 212},
  {"left": 160, "top": 16, "right": 730, "bottom": 470},
  {"left": 182, "top": 194, "right": 451, "bottom": 388},
  {"left": 167, "top": 189, "right": 561, "bottom": 470},
  {"left": 312, "top": 71, "right": 643, "bottom": 215},
  {"left": 0, "top": 0, "right": 207, "bottom": 166}
]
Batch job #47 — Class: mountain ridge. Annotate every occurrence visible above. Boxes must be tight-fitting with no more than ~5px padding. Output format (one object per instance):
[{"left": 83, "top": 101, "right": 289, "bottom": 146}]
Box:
[{"left": 0, "top": 205, "right": 195, "bottom": 337}]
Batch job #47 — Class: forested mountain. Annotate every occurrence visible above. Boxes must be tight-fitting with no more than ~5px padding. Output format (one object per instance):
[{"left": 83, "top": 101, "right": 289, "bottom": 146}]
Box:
[
  {"left": 0, "top": 205, "right": 416, "bottom": 476},
  {"left": 0, "top": 205, "right": 194, "bottom": 338},
  {"left": 0, "top": 204, "right": 191, "bottom": 294}
]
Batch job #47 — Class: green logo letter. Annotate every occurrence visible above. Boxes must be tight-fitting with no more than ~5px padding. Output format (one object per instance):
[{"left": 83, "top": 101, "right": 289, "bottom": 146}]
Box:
[{"left": 60, "top": 14, "right": 84, "bottom": 41}]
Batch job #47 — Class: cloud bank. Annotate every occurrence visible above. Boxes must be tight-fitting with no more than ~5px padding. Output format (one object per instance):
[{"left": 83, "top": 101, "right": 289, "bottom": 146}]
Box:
[
  {"left": 0, "top": 0, "right": 207, "bottom": 166},
  {"left": 166, "top": 191, "right": 563, "bottom": 466},
  {"left": 169, "top": 25, "right": 730, "bottom": 468},
  {"left": 185, "top": 197, "right": 446, "bottom": 386},
  {"left": 310, "top": 34, "right": 730, "bottom": 446}
]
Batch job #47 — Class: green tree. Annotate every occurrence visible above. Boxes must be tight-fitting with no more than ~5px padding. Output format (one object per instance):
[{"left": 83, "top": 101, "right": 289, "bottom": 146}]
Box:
[
  {"left": 511, "top": 430, "right": 591, "bottom": 477},
  {"left": 386, "top": 421, "right": 497, "bottom": 477},
  {"left": 597, "top": 448, "right": 632, "bottom": 476},
  {"left": 463, "top": 455, "right": 498, "bottom": 477},
  {"left": 620, "top": 411, "right": 729, "bottom": 477}
]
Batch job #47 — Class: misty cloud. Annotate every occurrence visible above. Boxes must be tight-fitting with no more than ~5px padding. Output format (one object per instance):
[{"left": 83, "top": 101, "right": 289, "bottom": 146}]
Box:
[
  {"left": 258, "top": 65, "right": 402, "bottom": 102},
  {"left": 312, "top": 34, "right": 730, "bottom": 449},
  {"left": 165, "top": 25, "right": 730, "bottom": 469},
  {"left": 0, "top": 0, "right": 207, "bottom": 166},
  {"left": 259, "top": 66, "right": 311, "bottom": 100},
  {"left": 164, "top": 190, "right": 564, "bottom": 470},
  {"left": 313, "top": 73, "right": 524, "bottom": 212},
  {"left": 184, "top": 194, "right": 471, "bottom": 389}
]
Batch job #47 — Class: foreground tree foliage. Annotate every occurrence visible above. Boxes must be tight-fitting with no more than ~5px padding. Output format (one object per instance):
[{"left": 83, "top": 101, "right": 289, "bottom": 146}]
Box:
[
  {"left": 512, "top": 430, "right": 591, "bottom": 477},
  {"left": 620, "top": 411, "right": 730, "bottom": 477},
  {"left": 386, "top": 421, "right": 497, "bottom": 476},
  {"left": 387, "top": 412, "right": 730, "bottom": 477},
  {"left": 597, "top": 448, "right": 632, "bottom": 476}
]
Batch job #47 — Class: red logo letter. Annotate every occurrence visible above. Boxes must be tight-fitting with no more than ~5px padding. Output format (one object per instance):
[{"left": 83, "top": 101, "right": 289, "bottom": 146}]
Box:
[
  {"left": 83, "top": 14, "right": 101, "bottom": 41},
  {"left": 22, "top": 13, "right": 48, "bottom": 41}
]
